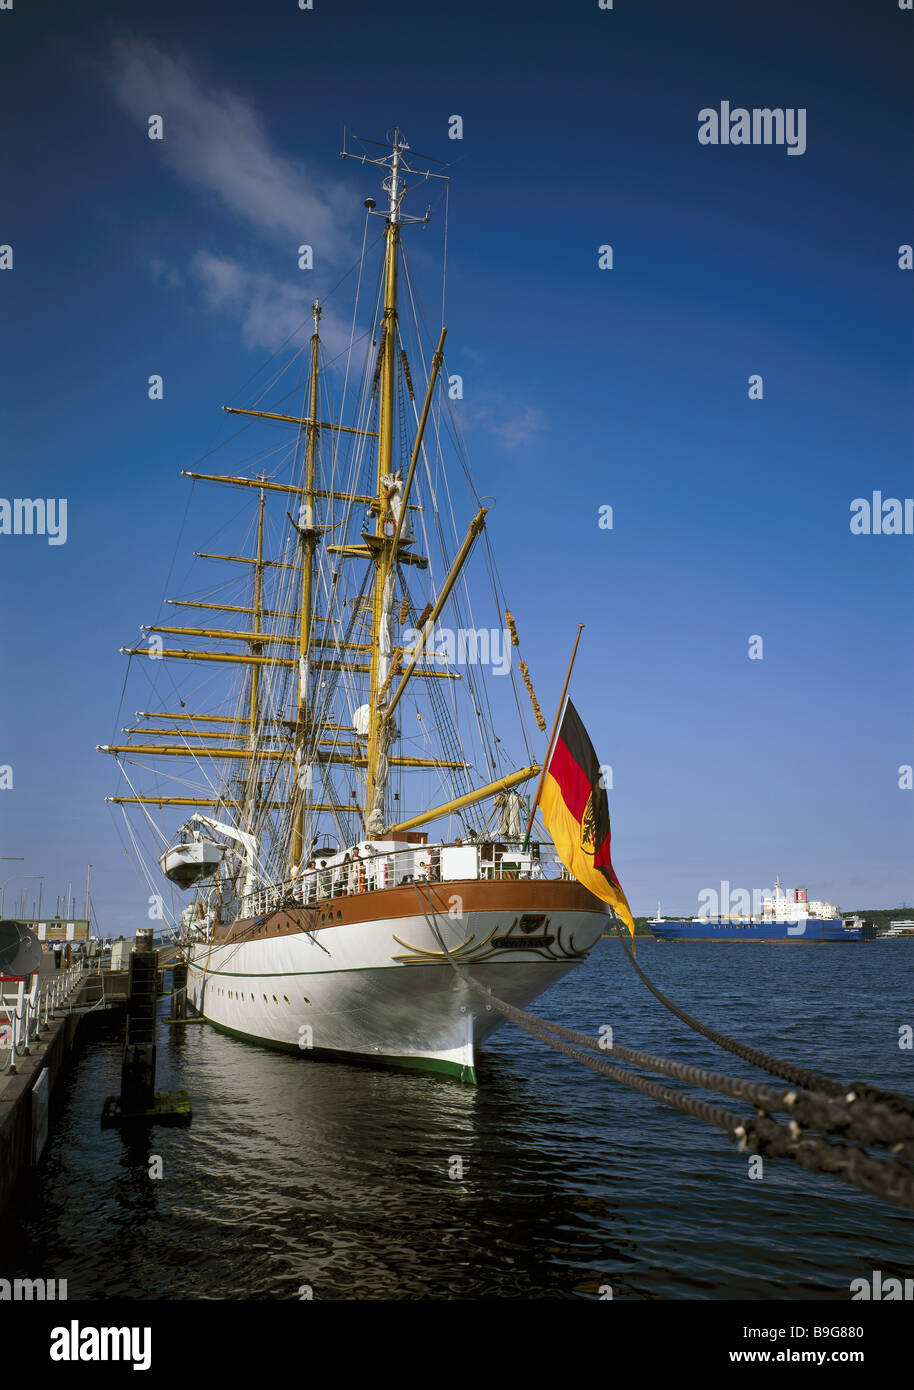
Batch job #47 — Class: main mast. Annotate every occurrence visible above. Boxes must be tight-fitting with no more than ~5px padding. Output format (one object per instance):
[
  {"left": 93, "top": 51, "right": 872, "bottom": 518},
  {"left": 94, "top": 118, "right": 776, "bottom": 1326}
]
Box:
[
  {"left": 364, "top": 134, "right": 404, "bottom": 834},
  {"left": 339, "top": 129, "right": 487, "bottom": 836}
]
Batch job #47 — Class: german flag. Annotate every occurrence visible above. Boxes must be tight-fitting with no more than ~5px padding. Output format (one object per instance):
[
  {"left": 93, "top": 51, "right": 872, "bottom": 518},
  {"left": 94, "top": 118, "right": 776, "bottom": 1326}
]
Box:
[{"left": 539, "top": 699, "right": 635, "bottom": 937}]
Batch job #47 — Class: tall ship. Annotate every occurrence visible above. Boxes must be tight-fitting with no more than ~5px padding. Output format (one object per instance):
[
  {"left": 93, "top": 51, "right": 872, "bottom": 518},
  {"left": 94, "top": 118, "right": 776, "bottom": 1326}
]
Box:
[
  {"left": 99, "top": 131, "right": 619, "bottom": 1081},
  {"left": 650, "top": 879, "right": 876, "bottom": 942}
]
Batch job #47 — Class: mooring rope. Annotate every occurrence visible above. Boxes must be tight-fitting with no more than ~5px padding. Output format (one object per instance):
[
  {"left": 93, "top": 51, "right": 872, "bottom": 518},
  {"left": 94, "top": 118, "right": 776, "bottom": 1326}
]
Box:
[
  {"left": 610, "top": 923, "right": 914, "bottom": 1123},
  {"left": 411, "top": 884, "right": 914, "bottom": 1210}
]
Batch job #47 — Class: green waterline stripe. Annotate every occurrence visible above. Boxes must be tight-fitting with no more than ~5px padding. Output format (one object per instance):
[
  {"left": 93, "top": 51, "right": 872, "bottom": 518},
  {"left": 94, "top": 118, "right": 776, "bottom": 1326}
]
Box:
[{"left": 200, "top": 1014, "right": 477, "bottom": 1084}]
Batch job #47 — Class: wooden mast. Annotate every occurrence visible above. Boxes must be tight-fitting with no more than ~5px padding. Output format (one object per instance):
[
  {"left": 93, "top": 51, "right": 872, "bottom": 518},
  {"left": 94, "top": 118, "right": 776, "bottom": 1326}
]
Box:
[
  {"left": 364, "top": 133, "right": 403, "bottom": 832},
  {"left": 243, "top": 488, "right": 266, "bottom": 836},
  {"left": 290, "top": 301, "right": 322, "bottom": 871}
]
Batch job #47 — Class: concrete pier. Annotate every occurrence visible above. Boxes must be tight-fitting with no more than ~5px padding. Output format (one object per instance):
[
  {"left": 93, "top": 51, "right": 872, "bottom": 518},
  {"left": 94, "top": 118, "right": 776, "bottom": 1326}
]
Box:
[
  {"left": 0, "top": 960, "right": 117, "bottom": 1213},
  {"left": 0, "top": 944, "right": 176, "bottom": 1213}
]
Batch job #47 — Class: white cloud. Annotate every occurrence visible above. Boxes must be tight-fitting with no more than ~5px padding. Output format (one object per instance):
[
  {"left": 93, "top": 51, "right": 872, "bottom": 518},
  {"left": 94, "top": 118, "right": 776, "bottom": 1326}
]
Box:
[
  {"left": 108, "top": 41, "right": 369, "bottom": 362},
  {"left": 191, "top": 251, "right": 358, "bottom": 361},
  {"left": 461, "top": 395, "right": 547, "bottom": 451},
  {"left": 491, "top": 404, "right": 546, "bottom": 450},
  {"left": 106, "top": 39, "right": 538, "bottom": 450},
  {"left": 108, "top": 38, "right": 352, "bottom": 259}
]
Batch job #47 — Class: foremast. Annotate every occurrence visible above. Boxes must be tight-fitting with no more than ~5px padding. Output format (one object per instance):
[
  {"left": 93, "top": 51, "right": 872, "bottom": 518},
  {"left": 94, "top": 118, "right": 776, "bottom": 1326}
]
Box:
[{"left": 243, "top": 487, "right": 266, "bottom": 839}]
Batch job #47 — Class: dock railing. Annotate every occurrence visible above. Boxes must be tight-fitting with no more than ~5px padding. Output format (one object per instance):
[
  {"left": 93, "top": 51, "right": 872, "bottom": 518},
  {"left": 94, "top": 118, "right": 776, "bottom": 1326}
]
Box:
[{"left": 0, "top": 960, "right": 85, "bottom": 1075}]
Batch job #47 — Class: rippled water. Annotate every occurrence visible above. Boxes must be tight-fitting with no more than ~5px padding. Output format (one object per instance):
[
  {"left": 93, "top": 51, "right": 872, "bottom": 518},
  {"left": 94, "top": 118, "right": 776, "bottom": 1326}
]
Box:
[{"left": 1, "top": 941, "right": 912, "bottom": 1299}]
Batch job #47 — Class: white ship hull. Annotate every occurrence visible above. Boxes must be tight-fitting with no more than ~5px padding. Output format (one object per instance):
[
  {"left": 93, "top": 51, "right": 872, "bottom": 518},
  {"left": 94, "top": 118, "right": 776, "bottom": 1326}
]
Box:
[{"left": 185, "top": 886, "right": 608, "bottom": 1081}]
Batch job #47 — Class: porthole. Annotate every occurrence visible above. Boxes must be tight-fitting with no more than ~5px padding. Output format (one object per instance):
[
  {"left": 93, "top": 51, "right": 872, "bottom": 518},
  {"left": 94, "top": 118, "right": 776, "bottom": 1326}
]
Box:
[
  {"left": 283, "top": 996, "right": 290, "bottom": 1004},
  {"left": 272, "top": 995, "right": 278, "bottom": 1004}
]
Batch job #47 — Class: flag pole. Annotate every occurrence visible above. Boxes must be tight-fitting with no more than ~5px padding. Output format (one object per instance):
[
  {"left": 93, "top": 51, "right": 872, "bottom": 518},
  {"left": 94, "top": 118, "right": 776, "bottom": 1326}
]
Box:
[{"left": 521, "top": 623, "right": 584, "bottom": 850}]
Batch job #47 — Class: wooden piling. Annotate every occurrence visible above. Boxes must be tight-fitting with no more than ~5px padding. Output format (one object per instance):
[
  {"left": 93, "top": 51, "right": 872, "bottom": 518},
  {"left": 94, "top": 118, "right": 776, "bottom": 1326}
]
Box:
[
  {"left": 101, "top": 929, "right": 191, "bottom": 1127},
  {"left": 120, "top": 927, "right": 157, "bottom": 1111},
  {"left": 170, "top": 958, "right": 188, "bottom": 1020}
]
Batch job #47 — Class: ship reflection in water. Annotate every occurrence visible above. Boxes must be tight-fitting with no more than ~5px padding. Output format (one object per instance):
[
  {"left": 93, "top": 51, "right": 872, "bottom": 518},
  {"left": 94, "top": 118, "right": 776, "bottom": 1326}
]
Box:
[{"left": 1, "top": 942, "right": 910, "bottom": 1300}]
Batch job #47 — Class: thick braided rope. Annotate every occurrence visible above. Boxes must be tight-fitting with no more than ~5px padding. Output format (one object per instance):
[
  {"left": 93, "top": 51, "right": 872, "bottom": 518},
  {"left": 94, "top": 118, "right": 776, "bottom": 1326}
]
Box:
[
  {"left": 411, "top": 886, "right": 914, "bottom": 1208},
  {"left": 613, "top": 923, "right": 914, "bottom": 1121},
  {"left": 500, "top": 1005, "right": 914, "bottom": 1157}
]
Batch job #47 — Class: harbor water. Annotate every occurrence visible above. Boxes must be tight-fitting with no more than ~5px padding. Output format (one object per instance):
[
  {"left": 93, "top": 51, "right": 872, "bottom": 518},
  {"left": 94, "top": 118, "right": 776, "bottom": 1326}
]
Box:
[{"left": 1, "top": 940, "right": 911, "bottom": 1300}]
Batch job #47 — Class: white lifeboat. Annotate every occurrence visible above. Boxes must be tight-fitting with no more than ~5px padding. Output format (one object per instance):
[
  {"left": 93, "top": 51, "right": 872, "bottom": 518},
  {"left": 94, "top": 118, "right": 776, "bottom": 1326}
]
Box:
[{"left": 159, "top": 834, "right": 225, "bottom": 889}]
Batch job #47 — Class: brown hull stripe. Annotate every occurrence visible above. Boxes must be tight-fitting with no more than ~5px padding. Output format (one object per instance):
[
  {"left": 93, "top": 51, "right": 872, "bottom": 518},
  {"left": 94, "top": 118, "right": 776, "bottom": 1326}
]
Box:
[{"left": 212, "top": 877, "right": 609, "bottom": 946}]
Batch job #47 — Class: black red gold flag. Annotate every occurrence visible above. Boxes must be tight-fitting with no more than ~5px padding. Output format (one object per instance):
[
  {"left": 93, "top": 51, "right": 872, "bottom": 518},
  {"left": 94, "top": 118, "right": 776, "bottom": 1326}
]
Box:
[{"left": 538, "top": 699, "right": 635, "bottom": 937}]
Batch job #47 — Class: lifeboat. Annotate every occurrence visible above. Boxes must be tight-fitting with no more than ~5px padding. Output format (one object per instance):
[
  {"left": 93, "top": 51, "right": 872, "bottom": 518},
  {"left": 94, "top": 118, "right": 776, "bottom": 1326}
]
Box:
[{"left": 159, "top": 834, "right": 225, "bottom": 889}]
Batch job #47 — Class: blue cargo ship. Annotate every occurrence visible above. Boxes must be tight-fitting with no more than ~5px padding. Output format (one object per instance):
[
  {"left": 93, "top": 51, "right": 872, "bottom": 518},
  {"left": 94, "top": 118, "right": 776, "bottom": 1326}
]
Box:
[{"left": 650, "top": 879, "right": 876, "bottom": 942}]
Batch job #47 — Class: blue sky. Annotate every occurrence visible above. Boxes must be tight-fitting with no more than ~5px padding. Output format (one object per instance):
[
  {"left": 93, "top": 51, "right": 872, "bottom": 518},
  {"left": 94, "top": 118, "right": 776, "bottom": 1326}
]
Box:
[{"left": 1, "top": 0, "right": 912, "bottom": 929}]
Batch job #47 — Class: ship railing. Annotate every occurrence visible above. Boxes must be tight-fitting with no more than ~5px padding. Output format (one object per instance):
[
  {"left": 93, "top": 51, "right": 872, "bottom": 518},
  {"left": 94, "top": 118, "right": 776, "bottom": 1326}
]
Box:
[
  {"left": 240, "top": 840, "right": 572, "bottom": 919},
  {"left": 0, "top": 960, "right": 85, "bottom": 1074}
]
